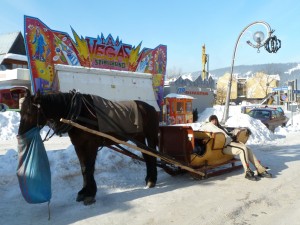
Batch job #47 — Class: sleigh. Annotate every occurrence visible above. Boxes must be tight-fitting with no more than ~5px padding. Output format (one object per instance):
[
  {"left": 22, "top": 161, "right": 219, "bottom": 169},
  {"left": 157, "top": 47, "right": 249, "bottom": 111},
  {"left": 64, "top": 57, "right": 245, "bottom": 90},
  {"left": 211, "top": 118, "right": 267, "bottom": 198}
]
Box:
[{"left": 158, "top": 126, "right": 250, "bottom": 178}]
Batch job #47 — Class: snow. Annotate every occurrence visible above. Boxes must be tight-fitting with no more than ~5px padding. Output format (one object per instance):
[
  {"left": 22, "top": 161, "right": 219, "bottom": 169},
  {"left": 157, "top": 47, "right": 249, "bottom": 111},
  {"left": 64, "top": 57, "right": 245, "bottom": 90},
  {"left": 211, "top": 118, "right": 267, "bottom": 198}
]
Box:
[
  {"left": 164, "top": 93, "right": 195, "bottom": 99},
  {"left": 284, "top": 63, "right": 300, "bottom": 75},
  {"left": 3, "top": 53, "right": 28, "bottom": 62},
  {"left": 1, "top": 105, "right": 300, "bottom": 225},
  {"left": 180, "top": 72, "right": 195, "bottom": 81}
]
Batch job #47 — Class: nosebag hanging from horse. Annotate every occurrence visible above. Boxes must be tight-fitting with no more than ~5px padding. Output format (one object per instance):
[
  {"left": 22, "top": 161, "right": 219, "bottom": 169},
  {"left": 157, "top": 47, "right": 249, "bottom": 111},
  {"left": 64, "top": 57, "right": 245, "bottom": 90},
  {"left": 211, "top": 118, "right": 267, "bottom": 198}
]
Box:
[{"left": 18, "top": 89, "right": 159, "bottom": 205}]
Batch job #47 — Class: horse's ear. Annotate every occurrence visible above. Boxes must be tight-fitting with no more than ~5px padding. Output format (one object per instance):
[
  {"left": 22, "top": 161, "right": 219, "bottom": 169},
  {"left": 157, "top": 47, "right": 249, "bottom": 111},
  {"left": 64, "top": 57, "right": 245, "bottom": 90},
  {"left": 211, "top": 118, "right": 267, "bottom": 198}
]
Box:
[
  {"left": 34, "top": 89, "right": 41, "bottom": 102},
  {"left": 36, "top": 89, "right": 41, "bottom": 97},
  {"left": 25, "top": 89, "right": 31, "bottom": 97}
]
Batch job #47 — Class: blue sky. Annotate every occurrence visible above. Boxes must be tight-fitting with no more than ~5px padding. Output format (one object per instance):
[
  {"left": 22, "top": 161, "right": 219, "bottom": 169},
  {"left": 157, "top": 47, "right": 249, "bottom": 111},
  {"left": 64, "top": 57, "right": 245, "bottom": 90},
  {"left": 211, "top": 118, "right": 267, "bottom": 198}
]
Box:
[{"left": 1, "top": 0, "right": 299, "bottom": 74}]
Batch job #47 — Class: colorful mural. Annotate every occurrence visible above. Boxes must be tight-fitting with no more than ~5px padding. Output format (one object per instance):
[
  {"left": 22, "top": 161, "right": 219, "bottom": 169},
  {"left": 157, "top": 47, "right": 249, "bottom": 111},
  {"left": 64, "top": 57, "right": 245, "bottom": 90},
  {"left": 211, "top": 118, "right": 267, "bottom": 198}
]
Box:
[{"left": 24, "top": 15, "right": 167, "bottom": 106}]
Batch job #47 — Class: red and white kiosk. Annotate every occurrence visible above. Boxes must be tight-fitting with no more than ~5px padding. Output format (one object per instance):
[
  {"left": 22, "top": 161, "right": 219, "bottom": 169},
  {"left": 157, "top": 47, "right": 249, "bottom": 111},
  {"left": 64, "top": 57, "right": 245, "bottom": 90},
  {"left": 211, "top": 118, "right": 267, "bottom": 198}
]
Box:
[{"left": 163, "top": 93, "right": 194, "bottom": 125}]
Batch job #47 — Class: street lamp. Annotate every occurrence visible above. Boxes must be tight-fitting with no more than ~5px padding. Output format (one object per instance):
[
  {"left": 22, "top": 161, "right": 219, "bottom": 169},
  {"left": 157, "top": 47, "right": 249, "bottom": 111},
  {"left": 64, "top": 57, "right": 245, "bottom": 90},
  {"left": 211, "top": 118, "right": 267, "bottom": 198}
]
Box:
[{"left": 221, "top": 21, "right": 281, "bottom": 124}]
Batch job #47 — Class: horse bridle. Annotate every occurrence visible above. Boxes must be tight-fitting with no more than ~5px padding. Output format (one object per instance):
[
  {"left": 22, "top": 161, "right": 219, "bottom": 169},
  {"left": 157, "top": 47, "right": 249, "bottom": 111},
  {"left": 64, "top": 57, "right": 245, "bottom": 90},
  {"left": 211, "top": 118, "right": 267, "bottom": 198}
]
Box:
[
  {"left": 31, "top": 90, "right": 83, "bottom": 138},
  {"left": 32, "top": 102, "right": 45, "bottom": 128},
  {"left": 31, "top": 102, "right": 55, "bottom": 141}
]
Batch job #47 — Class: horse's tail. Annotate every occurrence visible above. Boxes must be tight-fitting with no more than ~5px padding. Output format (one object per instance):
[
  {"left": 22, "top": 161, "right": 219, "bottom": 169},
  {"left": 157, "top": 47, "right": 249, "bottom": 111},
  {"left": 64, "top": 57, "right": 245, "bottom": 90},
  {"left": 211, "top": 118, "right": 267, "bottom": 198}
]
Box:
[
  {"left": 151, "top": 110, "right": 160, "bottom": 149},
  {"left": 136, "top": 101, "right": 159, "bottom": 150},
  {"left": 147, "top": 104, "right": 159, "bottom": 149}
]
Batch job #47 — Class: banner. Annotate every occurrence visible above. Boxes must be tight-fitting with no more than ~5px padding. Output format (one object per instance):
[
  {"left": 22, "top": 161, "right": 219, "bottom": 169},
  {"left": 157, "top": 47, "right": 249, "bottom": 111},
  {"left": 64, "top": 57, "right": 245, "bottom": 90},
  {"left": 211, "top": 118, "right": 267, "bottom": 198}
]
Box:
[{"left": 24, "top": 15, "right": 167, "bottom": 106}]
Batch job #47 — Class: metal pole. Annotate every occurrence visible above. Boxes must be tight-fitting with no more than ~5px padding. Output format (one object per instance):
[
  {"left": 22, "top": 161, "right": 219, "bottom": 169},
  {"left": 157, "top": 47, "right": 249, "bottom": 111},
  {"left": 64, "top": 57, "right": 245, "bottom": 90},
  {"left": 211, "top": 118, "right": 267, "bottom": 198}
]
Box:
[
  {"left": 221, "top": 21, "right": 272, "bottom": 124},
  {"left": 294, "top": 79, "right": 297, "bottom": 103}
]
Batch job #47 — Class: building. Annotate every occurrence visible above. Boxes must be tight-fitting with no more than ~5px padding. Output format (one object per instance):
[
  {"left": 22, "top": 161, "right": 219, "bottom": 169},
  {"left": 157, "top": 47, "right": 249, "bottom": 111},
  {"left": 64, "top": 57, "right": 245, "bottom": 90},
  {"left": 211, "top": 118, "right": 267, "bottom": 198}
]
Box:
[
  {"left": 216, "top": 72, "right": 279, "bottom": 105},
  {"left": 216, "top": 73, "right": 237, "bottom": 105},
  {"left": 0, "top": 32, "right": 31, "bottom": 89},
  {"left": 164, "top": 73, "right": 215, "bottom": 113}
]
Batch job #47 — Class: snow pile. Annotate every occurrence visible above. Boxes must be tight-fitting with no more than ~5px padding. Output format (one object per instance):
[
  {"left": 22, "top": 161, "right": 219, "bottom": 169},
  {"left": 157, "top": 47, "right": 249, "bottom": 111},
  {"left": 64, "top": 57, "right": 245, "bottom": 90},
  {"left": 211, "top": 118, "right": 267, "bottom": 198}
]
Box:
[{"left": 0, "top": 111, "right": 20, "bottom": 140}]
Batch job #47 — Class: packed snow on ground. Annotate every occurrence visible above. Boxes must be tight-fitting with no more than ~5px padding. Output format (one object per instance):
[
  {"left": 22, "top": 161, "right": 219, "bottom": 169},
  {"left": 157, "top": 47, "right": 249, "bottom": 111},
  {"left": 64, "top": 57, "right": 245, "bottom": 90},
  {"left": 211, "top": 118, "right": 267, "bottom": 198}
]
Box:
[{"left": 1, "top": 105, "right": 300, "bottom": 225}]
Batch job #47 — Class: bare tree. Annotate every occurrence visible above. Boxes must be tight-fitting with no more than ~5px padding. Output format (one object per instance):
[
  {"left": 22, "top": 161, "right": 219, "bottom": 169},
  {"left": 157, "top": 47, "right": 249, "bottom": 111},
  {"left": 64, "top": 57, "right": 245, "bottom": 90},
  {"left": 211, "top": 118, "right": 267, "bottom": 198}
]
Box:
[
  {"left": 216, "top": 86, "right": 227, "bottom": 105},
  {"left": 260, "top": 65, "right": 281, "bottom": 95},
  {"left": 256, "top": 72, "right": 277, "bottom": 97},
  {"left": 166, "top": 66, "right": 183, "bottom": 80},
  {"left": 246, "top": 85, "right": 257, "bottom": 99}
]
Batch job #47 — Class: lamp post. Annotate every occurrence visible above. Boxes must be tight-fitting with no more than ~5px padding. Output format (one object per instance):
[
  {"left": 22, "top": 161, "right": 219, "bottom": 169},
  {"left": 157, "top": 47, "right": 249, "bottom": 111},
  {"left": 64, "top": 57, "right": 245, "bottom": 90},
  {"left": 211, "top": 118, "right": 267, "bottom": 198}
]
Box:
[{"left": 221, "top": 21, "right": 281, "bottom": 124}]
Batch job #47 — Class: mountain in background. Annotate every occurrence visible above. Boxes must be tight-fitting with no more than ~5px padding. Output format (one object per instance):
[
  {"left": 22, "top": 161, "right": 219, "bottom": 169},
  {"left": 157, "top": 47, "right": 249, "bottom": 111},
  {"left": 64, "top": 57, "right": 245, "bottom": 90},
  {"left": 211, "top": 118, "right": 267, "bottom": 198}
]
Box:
[{"left": 174, "top": 62, "right": 300, "bottom": 87}]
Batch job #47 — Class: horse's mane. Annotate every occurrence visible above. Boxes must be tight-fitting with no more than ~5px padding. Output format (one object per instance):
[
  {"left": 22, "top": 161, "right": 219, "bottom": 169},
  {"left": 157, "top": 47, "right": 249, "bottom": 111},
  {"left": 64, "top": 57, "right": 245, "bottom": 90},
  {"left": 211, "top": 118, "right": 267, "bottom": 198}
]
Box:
[
  {"left": 42, "top": 92, "right": 73, "bottom": 104},
  {"left": 39, "top": 92, "right": 76, "bottom": 115}
]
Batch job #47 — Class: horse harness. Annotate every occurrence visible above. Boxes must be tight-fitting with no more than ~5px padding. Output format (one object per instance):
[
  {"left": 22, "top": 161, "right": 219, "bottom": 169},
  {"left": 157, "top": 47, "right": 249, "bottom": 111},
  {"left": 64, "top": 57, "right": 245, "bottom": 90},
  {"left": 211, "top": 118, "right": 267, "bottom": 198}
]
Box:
[{"left": 33, "top": 90, "right": 131, "bottom": 140}]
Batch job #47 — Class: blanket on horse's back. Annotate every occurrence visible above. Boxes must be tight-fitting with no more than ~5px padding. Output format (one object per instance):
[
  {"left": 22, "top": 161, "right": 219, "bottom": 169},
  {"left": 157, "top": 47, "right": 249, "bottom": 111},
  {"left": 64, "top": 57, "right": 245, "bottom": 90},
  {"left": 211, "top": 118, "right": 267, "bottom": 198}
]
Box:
[{"left": 92, "top": 95, "right": 143, "bottom": 134}]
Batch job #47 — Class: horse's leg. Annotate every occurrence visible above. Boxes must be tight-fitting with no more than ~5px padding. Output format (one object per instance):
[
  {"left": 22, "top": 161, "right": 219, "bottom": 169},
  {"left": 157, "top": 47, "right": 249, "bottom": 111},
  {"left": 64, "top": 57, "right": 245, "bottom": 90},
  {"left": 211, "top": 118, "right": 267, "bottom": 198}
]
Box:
[
  {"left": 136, "top": 136, "right": 157, "bottom": 188},
  {"left": 73, "top": 142, "right": 98, "bottom": 205},
  {"left": 142, "top": 153, "right": 157, "bottom": 188},
  {"left": 144, "top": 136, "right": 158, "bottom": 188},
  {"left": 136, "top": 102, "right": 159, "bottom": 188}
]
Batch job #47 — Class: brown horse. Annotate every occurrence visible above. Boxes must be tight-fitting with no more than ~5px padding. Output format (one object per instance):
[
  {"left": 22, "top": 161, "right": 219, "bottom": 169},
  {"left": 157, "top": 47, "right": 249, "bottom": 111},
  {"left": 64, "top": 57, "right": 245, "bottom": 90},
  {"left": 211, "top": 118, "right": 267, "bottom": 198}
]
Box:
[{"left": 18, "top": 89, "right": 159, "bottom": 205}]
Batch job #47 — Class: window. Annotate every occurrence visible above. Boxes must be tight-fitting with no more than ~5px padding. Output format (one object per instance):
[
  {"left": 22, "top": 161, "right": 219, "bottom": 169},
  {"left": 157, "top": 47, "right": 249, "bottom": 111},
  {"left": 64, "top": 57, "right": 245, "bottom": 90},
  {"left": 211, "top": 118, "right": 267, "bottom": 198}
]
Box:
[
  {"left": 262, "top": 111, "right": 271, "bottom": 119},
  {"left": 251, "top": 110, "right": 270, "bottom": 119},
  {"left": 274, "top": 110, "right": 282, "bottom": 119},
  {"left": 276, "top": 107, "right": 284, "bottom": 115},
  {"left": 177, "top": 102, "right": 184, "bottom": 113},
  {"left": 186, "top": 102, "right": 192, "bottom": 112},
  {"left": 253, "top": 111, "right": 263, "bottom": 118},
  {"left": 12, "top": 64, "right": 28, "bottom": 69},
  {"left": 12, "top": 93, "right": 19, "bottom": 101},
  {"left": 2, "top": 93, "right": 11, "bottom": 100},
  {"left": 171, "top": 102, "right": 176, "bottom": 114}
]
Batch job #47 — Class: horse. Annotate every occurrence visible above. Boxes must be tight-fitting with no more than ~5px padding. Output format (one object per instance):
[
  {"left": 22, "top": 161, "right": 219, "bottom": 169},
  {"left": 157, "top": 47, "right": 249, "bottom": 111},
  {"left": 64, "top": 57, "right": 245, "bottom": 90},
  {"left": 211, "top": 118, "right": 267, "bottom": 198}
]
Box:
[{"left": 18, "top": 89, "right": 159, "bottom": 205}]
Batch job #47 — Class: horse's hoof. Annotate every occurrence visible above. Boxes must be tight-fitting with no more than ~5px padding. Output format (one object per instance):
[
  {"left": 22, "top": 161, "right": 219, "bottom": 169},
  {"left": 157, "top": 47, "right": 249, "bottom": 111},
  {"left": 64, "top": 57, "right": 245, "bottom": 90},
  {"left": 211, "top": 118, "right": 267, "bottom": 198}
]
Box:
[
  {"left": 83, "top": 197, "right": 96, "bottom": 205},
  {"left": 76, "top": 194, "right": 85, "bottom": 202},
  {"left": 146, "top": 181, "right": 156, "bottom": 188}
]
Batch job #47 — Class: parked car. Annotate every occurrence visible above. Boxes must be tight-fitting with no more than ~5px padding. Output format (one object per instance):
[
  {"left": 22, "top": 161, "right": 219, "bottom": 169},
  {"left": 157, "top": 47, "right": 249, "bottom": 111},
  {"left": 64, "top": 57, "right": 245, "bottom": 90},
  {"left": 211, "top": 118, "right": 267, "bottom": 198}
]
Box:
[{"left": 247, "top": 107, "right": 289, "bottom": 132}]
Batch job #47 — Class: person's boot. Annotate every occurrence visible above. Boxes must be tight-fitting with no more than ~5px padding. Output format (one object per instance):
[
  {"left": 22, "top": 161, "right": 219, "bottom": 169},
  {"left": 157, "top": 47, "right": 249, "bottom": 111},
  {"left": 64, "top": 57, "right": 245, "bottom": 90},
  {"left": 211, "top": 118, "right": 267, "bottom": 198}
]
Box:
[
  {"left": 258, "top": 171, "right": 272, "bottom": 178},
  {"left": 245, "top": 169, "right": 258, "bottom": 181}
]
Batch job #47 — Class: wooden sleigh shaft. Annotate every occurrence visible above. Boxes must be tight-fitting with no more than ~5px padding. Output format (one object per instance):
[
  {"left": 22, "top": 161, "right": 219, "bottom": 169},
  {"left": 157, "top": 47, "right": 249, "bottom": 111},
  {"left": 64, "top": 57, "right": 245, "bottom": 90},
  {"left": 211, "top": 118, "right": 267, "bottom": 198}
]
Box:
[{"left": 60, "top": 118, "right": 206, "bottom": 176}]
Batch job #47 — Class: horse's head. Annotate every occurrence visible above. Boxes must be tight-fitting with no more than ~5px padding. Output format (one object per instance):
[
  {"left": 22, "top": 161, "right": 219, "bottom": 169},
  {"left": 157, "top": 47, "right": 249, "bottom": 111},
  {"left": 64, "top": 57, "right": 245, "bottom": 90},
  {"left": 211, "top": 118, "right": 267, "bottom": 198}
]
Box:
[{"left": 18, "top": 89, "right": 47, "bottom": 135}]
